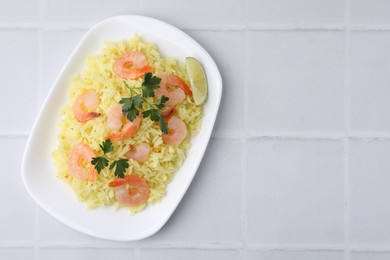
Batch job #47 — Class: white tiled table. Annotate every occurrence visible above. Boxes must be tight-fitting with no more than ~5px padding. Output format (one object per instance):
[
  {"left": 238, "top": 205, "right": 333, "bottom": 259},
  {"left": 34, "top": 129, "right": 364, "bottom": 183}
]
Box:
[{"left": 2, "top": 1, "right": 390, "bottom": 259}]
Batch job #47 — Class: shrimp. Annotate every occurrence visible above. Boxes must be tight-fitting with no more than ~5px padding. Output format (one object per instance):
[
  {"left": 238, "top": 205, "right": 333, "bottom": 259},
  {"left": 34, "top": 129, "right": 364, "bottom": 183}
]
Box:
[
  {"left": 126, "top": 143, "right": 151, "bottom": 164},
  {"left": 72, "top": 90, "right": 101, "bottom": 123},
  {"left": 155, "top": 73, "right": 193, "bottom": 106},
  {"left": 67, "top": 143, "right": 97, "bottom": 183},
  {"left": 108, "top": 175, "right": 149, "bottom": 207},
  {"left": 162, "top": 107, "right": 176, "bottom": 121},
  {"left": 162, "top": 116, "right": 187, "bottom": 146},
  {"left": 105, "top": 105, "right": 141, "bottom": 141},
  {"left": 113, "top": 51, "right": 153, "bottom": 80}
]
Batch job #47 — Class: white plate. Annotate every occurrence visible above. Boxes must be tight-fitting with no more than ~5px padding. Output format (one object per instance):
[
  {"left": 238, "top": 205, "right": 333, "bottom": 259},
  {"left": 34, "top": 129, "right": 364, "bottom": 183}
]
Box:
[{"left": 21, "top": 15, "right": 222, "bottom": 241}]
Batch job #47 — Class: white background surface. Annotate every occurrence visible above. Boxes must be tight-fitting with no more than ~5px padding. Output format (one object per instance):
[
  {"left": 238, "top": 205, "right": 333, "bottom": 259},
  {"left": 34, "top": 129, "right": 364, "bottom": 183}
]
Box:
[{"left": 1, "top": 0, "right": 390, "bottom": 259}]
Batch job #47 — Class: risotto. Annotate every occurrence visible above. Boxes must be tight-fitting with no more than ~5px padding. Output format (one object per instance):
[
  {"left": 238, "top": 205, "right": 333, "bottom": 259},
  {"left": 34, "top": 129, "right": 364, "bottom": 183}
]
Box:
[{"left": 51, "top": 35, "right": 203, "bottom": 214}]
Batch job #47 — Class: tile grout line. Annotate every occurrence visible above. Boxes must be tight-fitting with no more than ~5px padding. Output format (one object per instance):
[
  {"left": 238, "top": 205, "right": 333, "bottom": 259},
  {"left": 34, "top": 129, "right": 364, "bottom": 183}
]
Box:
[
  {"left": 343, "top": 140, "right": 351, "bottom": 260},
  {"left": 33, "top": 242, "right": 243, "bottom": 249},
  {"left": 241, "top": 30, "right": 249, "bottom": 250},
  {"left": 344, "top": 0, "right": 351, "bottom": 259},
  {"left": 241, "top": 0, "right": 249, "bottom": 255},
  {"left": 350, "top": 246, "right": 390, "bottom": 252},
  {"left": 247, "top": 134, "right": 390, "bottom": 141},
  {"left": 37, "top": 28, "right": 44, "bottom": 106},
  {"left": 5, "top": 23, "right": 390, "bottom": 32},
  {"left": 343, "top": 139, "right": 351, "bottom": 260},
  {"left": 248, "top": 24, "right": 346, "bottom": 31},
  {"left": 246, "top": 244, "right": 346, "bottom": 251},
  {"left": 6, "top": 241, "right": 390, "bottom": 251},
  {"left": 247, "top": 133, "right": 345, "bottom": 140}
]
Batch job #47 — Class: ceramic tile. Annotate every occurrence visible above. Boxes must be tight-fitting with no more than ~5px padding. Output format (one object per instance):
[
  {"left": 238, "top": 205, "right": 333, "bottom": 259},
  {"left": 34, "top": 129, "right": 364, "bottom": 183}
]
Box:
[
  {"left": 350, "top": 32, "right": 390, "bottom": 134},
  {"left": 43, "top": 0, "right": 141, "bottom": 25},
  {"left": 140, "top": 0, "right": 244, "bottom": 28},
  {"left": 140, "top": 249, "right": 240, "bottom": 260},
  {"left": 349, "top": 140, "right": 390, "bottom": 245},
  {"left": 39, "top": 248, "right": 135, "bottom": 260},
  {"left": 0, "top": 248, "right": 34, "bottom": 260},
  {"left": 0, "top": 137, "right": 36, "bottom": 242},
  {"left": 41, "top": 30, "right": 86, "bottom": 103},
  {"left": 247, "top": 0, "right": 344, "bottom": 25},
  {"left": 248, "top": 31, "right": 344, "bottom": 135},
  {"left": 247, "top": 139, "right": 344, "bottom": 245},
  {"left": 245, "top": 250, "right": 344, "bottom": 260},
  {"left": 0, "top": 0, "right": 39, "bottom": 23},
  {"left": 0, "top": 30, "right": 39, "bottom": 134},
  {"left": 185, "top": 31, "right": 245, "bottom": 137},
  {"left": 351, "top": 0, "right": 390, "bottom": 25},
  {"left": 141, "top": 139, "right": 241, "bottom": 243}
]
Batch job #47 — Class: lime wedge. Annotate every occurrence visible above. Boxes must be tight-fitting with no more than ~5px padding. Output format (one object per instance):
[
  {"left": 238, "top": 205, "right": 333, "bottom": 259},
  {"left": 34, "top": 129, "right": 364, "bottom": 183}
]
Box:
[{"left": 185, "top": 57, "right": 208, "bottom": 105}]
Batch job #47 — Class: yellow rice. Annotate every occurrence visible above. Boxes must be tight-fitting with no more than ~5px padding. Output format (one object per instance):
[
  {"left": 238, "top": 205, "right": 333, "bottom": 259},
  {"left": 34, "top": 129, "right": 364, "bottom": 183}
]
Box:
[{"left": 51, "top": 35, "right": 203, "bottom": 214}]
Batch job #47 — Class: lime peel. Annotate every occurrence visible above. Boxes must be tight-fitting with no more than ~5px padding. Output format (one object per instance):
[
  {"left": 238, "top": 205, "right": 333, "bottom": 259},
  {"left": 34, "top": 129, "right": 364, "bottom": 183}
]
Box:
[{"left": 185, "top": 57, "right": 208, "bottom": 105}]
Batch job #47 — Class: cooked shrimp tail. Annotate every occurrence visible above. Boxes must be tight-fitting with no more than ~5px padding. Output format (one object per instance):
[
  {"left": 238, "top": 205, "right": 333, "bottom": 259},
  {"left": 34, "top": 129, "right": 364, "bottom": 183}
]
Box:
[
  {"left": 109, "top": 175, "right": 149, "bottom": 207},
  {"left": 108, "top": 178, "right": 127, "bottom": 187},
  {"left": 113, "top": 51, "right": 153, "bottom": 80},
  {"left": 166, "top": 74, "right": 192, "bottom": 96},
  {"left": 73, "top": 90, "right": 101, "bottom": 123},
  {"left": 155, "top": 73, "right": 192, "bottom": 106},
  {"left": 105, "top": 116, "right": 141, "bottom": 141},
  {"left": 162, "top": 116, "right": 187, "bottom": 146},
  {"left": 67, "top": 143, "right": 97, "bottom": 183},
  {"left": 105, "top": 105, "right": 141, "bottom": 141},
  {"left": 162, "top": 107, "right": 176, "bottom": 121},
  {"left": 139, "top": 65, "right": 153, "bottom": 74}
]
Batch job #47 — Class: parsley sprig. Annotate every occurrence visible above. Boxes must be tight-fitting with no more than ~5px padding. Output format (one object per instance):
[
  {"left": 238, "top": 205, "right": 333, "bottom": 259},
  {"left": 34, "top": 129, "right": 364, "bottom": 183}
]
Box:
[
  {"left": 91, "top": 139, "right": 129, "bottom": 178},
  {"left": 120, "top": 73, "right": 169, "bottom": 134}
]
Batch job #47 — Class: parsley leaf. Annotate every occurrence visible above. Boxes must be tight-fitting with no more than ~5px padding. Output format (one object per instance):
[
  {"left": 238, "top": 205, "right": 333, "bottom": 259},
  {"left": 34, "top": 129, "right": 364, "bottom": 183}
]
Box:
[
  {"left": 155, "top": 96, "right": 169, "bottom": 109},
  {"left": 109, "top": 159, "right": 129, "bottom": 178},
  {"left": 120, "top": 96, "right": 141, "bottom": 122},
  {"left": 133, "top": 94, "right": 143, "bottom": 107},
  {"left": 99, "top": 139, "right": 113, "bottom": 154},
  {"left": 159, "top": 116, "right": 168, "bottom": 134},
  {"left": 120, "top": 97, "right": 132, "bottom": 111},
  {"left": 91, "top": 140, "right": 128, "bottom": 176},
  {"left": 142, "top": 108, "right": 159, "bottom": 121},
  {"left": 122, "top": 74, "right": 169, "bottom": 134},
  {"left": 123, "top": 106, "right": 139, "bottom": 121},
  {"left": 150, "top": 109, "right": 161, "bottom": 122},
  {"left": 142, "top": 109, "right": 151, "bottom": 118},
  {"left": 142, "top": 72, "right": 161, "bottom": 98},
  {"left": 143, "top": 72, "right": 161, "bottom": 88},
  {"left": 91, "top": 156, "right": 109, "bottom": 173},
  {"left": 142, "top": 84, "right": 159, "bottom": 98},
  {"left": 142, "top": 109, "right": 168, "bottom": 134}
]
